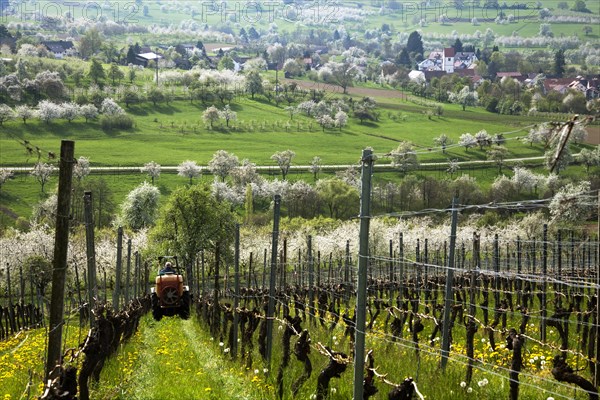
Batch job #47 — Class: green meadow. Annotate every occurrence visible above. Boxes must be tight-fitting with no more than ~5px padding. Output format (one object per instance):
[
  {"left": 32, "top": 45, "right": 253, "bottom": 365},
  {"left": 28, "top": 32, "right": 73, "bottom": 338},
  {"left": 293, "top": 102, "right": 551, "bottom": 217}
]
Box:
[
  {"left": 2, "top": 95, "right": 593, "bottom": 227},
  {"left": 5, "top": 0, "right": 599, "bottom": 45},
  {"left": 0, "top": 97, "right": 552, "bottom": 168}
]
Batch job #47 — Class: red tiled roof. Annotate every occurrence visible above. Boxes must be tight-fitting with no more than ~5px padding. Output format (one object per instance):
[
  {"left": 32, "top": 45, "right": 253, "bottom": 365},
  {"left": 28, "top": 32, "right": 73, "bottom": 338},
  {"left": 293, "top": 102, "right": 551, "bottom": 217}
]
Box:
[{"left": 443, "top": 47, "right": 455, "bottom": 57}]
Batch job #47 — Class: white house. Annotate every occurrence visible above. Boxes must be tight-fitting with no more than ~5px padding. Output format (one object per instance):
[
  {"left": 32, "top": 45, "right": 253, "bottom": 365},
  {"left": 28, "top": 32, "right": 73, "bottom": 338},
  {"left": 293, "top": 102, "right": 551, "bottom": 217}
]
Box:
[
  {"left": 443, "top": 47, "right": 455, "bottom": 73},
  {"left": 454, "top": 52, "right": 478, "bottom": 70},
  {"left": 419, "top": 48, "right": 478, "bottom": 73}
]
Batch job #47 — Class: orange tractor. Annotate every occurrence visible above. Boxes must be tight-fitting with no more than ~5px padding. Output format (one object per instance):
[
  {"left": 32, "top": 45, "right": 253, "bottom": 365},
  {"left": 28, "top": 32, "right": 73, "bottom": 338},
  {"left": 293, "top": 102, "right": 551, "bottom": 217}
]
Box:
[{"left": 151, "top": 256, "right": 191, "bottom": 321}]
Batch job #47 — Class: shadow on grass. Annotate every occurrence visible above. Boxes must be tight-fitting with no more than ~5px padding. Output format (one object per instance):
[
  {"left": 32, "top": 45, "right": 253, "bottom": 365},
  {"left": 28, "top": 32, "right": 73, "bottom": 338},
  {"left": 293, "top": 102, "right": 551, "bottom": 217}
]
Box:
[
  {"left": 152, "top": 103, "right": 181, "bottom": 115},
  {"left": 126, "top": 106, "right": 150, "bottom": 116},
  {"left": 246, "top": 97, "right": 280, "bottom": 108},
  {"left": 101, "top": 126, "right": 134, "bottom": 137},
  {"left": 158, "top": 183, "right": 172, "bottom": 196},
  {"left": 357, "top": 121, "right": 379, "bottom": 128}
]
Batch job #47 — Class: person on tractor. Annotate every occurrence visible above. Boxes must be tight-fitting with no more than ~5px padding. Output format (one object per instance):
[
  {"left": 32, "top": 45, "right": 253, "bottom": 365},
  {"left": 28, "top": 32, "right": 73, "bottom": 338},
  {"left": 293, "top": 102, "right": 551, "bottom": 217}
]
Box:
[{"left": 160, "top": 261, "right": 175, "bottom": 275}]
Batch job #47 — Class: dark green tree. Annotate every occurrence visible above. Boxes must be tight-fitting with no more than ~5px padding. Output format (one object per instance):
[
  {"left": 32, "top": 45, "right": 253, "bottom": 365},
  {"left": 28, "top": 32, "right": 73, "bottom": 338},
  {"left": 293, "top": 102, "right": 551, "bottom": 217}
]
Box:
[
  {"left": 571, "top": 0, "right": 590, "bottom": 12},
  {"left": 406, "top": 31, "right": 424, "bottom": 58},
  {"left": 109, "top": 63, "right": 124, "bottom": 85},
  {"left": 88, "top": 58, "right": 105, "bottom": 84},
  {"left": 396, "top": 48, "right": 412, "bottom": 67},
  {"left": 453, "top": 38, "right": 463, "bottom": 52},
  {"left": 0, "top": 25, "right": 12, "bottom": 39},
  {"left": 126, "top": 46, "right": 137, "bottom": 64},
  {"left": 553, "top": 49, "right": 566, "bottom": 77},
  {"left": 248, "top": 27, "right": 260, "bottom": 40}
]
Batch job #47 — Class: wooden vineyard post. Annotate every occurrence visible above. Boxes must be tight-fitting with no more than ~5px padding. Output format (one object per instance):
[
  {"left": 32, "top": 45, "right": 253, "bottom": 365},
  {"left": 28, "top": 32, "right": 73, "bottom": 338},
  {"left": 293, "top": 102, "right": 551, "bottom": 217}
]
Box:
[
  {"left": 282, "top": 239, "right": 287, "bottom": 293},
  {"left": 6, "top": 263, "right": 15, "bottom": 333},
  {"left": 265, "top": 194, "right": 281, "bottom": 375},
  {"left": 45, "top": 140, "right": 75, "bottom": 379},
  {"left": 398, "top": 232, "right": 404, "bottom": 304},
  {"left": 424, "top": 238, "right": 429, "bottom": 304},
  {"left": 596, "top": 190, "right": 600, "bottom": 386},
  {"left": 19, "top": 265, "right": 24, "bottom": 306},
  {"left": 232, "top": 223, "right": 240, "bottom": 360},
  {"left": 516, "top": 236, "right": 522, "bottom": 306},
  {"left": 345, "top": 240, "right": 350, "bottom": 285},
  {"left": 195, "top": 257, "right": 200, "bottom": 298},
  {"left": 84, "top": 191, "right": 97, "bottom": 326},
  {"left": 297, "top": 248, "right": 302, "bottom": 288},
  {"left": 416, "top": 239, "right": 421, "bottom": 299},
  {"left": 125, "top": 239, "right": 132, "bottom": 304},
  {"left": 345, "top": 240, "right": 351, "bottom": 306},
  {"left": 541, "top": 224, "right": 548, "bottom": 343},
  {"left": 262, "top": 248, "right": 267, "bottom": 290},
  {"left": 389, "top": 239, "right": 394, "bottom": 303},
  {"left": 201, "top": 250, "right": 205, "bottom": 296},
  {"left": 571, "top": 231, "right": 575, "bottom": 280},
  {"left": 441, "top": 196, "right": 459, "bottom": 370},
  {"left": 494, "top": 234, "right": 500, "bottom": 316},
  {"left": 316, "top": 251, "right": 321, "bottom": 288},
  {"left": 134, "top": 252, "right": 139, "bottom": 299},
  {"left": 73, "top": 262, "right": 82, "bottom": 317},
  {"left": 113, "top": 226, "right": 123, "bottom": 312},
  {"left": 308, "top": 235, "right": 314, "bottom": 326},
  {"left": 144, "top": 260, "right": 149, "bottom": 296},
  {"left": 466, "top": 232, "right": 479, "bottom": 385},
  {"left": 248, "top": 252, "right": 253, "bottom": 290},
  {"left": 103, "top": 269, "right": 107, "bottom": 303},
  {"left": 29, "top": 270, "right": 34, "bottom": 320},
  {"left": 557, "top": 230, "right": 562, "bottom": 306},
  {"left": 352, "top": 148, "right": 374, "bottom": 400}
]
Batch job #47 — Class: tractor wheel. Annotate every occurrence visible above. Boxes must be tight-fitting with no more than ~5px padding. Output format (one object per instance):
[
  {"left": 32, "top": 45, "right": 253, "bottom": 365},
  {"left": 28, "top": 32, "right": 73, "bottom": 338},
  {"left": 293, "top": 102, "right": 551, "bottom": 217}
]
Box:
[
  {"left": 179, "top": 291, "right": 191, "bottom": 320},
  {"left": 151, "top": 293, "right": 162, "bottom": 321}
]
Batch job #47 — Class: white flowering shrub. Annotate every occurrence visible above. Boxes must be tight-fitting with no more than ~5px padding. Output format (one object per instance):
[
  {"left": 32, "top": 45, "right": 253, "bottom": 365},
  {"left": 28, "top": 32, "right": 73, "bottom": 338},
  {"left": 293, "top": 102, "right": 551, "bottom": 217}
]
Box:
[
  {"left": 37, "top": 100, "right": 62, "bottom": 123},
  {"left": 100, "top": 98, "right": 125, "bottom": 116},
  {"left": 549, "top": 181, "right": 595, "bottom": 223},
  {"left": 61, "top": 102, "right": 81, "bottom": 122},
  {"left": 177, "top": 160, "right": 202, "bottom": 184},
  {"left": 73, "top": 156, "right": 91, "bottom": 180}
]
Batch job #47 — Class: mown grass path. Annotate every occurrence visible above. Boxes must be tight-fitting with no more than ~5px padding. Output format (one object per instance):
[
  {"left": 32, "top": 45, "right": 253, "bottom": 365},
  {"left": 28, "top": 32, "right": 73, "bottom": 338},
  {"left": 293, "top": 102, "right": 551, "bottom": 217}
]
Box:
[{"left": 96, "top": 315, "right": 273, "bottom": 400}]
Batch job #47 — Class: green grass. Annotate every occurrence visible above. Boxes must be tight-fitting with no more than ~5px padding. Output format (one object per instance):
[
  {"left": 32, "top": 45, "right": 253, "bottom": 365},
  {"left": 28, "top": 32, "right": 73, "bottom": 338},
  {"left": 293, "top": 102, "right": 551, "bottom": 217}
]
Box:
[
  {"left": 2, "top": 287, "right": 598, "bottom": 400},
  {"left": 92, "top": 316, "right": 273, "bottom": 400},
  {"left": 62, "top": 299, "right": 600, "bottom": 399},
  {"left": 5, "top": 0, "right": 598, "bottom": 48},
  {"left": 0, "top": 98, "right": 553, "bottom": 168},
  {"left": 0, "top": 318, "right": 88, "bottom": 398},
  {"left": 0, "top": 96, "right": 593, "bottom": 226}
]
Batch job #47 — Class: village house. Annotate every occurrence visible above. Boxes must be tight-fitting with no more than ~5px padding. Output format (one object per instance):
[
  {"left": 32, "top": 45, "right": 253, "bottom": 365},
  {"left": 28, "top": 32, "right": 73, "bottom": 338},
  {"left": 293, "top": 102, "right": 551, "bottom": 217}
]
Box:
[
  {"left": 542, "top": 75, "right": 600, "bottom": 99},
  {"left": 134, "top": 52, "right": 162, "bottom": 67},
  {"left": 42, "top": 40, "right": 75, "bottom": 59},
  {"left": 418, "top": 48, "right": 477, "bottom": 73},
  {"left": 496, "top": 72, "right": 527, "bottom": 83}
]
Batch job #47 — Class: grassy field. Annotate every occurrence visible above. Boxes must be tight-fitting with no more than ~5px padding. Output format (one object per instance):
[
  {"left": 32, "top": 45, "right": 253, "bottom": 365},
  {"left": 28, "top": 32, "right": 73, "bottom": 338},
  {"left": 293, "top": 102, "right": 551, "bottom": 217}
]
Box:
[
  {"left": 0, "top": 95, "right": 593, "bottom": 227},
  {"left": 3, "top": 0, "right": 599, "bottom": 45},
  {"left": 0, "top": 98, "right": 553, "bottom": 167}
]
